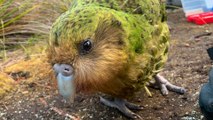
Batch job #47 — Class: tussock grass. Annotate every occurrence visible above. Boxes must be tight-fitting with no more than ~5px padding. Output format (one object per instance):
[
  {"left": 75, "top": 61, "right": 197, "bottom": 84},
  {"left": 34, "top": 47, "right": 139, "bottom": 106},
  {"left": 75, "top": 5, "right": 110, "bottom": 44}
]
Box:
[
  {"left": 0, "top": 20, "right": 7, "bottom": 60},
  {"left": 0, "top": 0, "right": 37, "bottom": 47},
  {"left": 0, "top": 0, "right": 73, "bottom": 96},
  {"left": 0, "top": 0, "right": 73, "bottom": 50}
]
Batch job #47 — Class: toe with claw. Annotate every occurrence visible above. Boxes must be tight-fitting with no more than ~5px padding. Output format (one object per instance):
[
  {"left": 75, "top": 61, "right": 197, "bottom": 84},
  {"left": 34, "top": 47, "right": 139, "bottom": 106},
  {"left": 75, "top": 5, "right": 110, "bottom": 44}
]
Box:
[
  {"left": 100, "top": 97, "right": 143, "bottom": 119},
  {"left": 152, "top": 74, "right": 186, "bottom": 95}
]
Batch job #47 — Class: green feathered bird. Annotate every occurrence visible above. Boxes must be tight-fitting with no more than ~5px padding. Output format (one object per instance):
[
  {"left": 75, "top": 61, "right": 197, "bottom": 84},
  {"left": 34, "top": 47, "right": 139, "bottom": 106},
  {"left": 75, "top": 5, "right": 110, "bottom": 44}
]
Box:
[{"left": 47, "top": 0, "right": 186, "bottom": 119}]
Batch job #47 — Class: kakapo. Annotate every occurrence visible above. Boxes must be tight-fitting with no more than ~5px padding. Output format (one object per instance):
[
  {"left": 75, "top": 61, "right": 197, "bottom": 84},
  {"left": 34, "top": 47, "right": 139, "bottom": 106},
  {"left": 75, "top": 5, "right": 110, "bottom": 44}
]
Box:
[{"left": 47, "top": 0, "right": 186, "bottom": 119}]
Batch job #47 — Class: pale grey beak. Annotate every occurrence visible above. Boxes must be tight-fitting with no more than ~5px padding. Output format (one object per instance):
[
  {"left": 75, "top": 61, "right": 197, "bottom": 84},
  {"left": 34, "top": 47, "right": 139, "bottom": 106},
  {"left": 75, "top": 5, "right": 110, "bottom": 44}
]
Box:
[{"left": 53, "top": 64, "right": 76, "bottom": 102}]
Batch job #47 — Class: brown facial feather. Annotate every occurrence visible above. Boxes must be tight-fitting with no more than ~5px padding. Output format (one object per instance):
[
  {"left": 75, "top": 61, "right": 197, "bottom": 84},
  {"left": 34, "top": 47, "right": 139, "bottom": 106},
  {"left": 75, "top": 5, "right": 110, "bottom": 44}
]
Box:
[
  {"left": 75, "top": 20, "right": 129, "bottom": 95},
  {"left": 48, "top": 19, "right": 132, "bottom": 97}
]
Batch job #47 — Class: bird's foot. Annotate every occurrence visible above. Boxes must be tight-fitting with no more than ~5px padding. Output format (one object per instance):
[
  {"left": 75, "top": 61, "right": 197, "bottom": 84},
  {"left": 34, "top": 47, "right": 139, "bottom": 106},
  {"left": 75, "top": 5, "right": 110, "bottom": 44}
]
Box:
[
  {"left": 100, "top": 97, "right": 143, "bottom": 119},
  {"left": 152, "top": 74, "right": 186, "bottom": 95}
]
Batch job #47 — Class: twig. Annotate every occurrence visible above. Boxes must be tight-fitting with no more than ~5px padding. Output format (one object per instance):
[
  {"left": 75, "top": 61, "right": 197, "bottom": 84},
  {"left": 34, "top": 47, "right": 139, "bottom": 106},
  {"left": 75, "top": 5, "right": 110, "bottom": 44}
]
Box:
[
  {"left": 33, "top": 82, "right": 52, "bottom": 89},
  {"left": 3, "top": 103, "right": 8, "bottom": 110},
  {"left": 39, "top": 98, "right": 48, "bottom": 107},
  {"left": 166, "top": 5, "right": 181, "bottom": 9},
  {"left": 0, "top": 56, "right": 25, "bottom": 71},
  {"left": 120, "top": 0, "right": 128, "bottom": 9},
  {"left": 3, "top": 42, "right": 30, "bottom": 45},
  {"left": 65, "top": 113, "right": 81, "bottom": 120},
  {"left": 39, "top": 97, "right": 80, "bottom": 120},
  {"left": 50, "top": 107, "right": 64, "bottom": 115},
  {"left": 194, "top": 32, "right": 212, "bottom": 39}
]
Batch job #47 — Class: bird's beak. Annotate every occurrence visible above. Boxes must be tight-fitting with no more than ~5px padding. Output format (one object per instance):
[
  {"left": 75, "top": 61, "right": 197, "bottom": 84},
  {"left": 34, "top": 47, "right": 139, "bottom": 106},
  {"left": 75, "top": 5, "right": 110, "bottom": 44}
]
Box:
[{"left": 53, "top": 64, "right": 76, "bottom": 103}]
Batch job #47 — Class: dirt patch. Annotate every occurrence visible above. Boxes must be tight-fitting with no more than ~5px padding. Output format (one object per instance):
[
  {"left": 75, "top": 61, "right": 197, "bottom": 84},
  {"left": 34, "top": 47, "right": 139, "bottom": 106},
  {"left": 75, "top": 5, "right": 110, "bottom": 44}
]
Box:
[{"left": 0, "top": 9, "right": 213, "bottom": 120}]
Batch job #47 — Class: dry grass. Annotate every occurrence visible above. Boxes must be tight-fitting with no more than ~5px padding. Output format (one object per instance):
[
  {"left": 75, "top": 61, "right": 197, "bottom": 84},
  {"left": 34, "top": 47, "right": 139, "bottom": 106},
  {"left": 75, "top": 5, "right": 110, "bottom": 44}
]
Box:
[
  {"left": 0, "top": 72, "right": 15, "bottom": 98},
  {"left": 0, "top": 0, "right": 73, "bottom": 97},
  {"left": 0, "top": 0, "right": 72, "bottom": 49}
]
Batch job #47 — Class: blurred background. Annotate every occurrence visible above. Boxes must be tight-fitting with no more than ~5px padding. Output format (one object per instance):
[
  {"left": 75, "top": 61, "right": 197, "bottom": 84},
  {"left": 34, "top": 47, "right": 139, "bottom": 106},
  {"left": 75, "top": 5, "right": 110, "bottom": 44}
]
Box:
[{"left": 0, "top": 0, "right": 213, "bottom": 120}]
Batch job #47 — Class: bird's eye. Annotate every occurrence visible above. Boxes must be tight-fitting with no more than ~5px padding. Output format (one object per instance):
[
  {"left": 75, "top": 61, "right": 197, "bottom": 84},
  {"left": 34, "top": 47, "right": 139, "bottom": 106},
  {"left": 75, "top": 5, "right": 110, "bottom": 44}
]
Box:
[{"left": 81, "top": 39, "right": 92, "bottom": 54}]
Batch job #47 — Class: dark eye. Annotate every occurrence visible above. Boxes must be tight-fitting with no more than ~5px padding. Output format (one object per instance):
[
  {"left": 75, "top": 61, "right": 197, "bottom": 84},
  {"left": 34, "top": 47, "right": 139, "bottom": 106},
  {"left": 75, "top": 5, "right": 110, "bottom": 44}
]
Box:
[{"left": 81, "top": 39, "right": 92, "bottom": 54}]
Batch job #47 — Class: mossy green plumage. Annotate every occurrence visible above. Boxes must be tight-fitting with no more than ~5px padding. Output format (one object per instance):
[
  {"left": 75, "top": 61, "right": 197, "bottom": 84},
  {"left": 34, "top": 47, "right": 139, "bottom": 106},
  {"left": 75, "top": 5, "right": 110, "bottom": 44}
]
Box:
[{"left": 48, "top": 0, "right": 169, "bottom": 98}]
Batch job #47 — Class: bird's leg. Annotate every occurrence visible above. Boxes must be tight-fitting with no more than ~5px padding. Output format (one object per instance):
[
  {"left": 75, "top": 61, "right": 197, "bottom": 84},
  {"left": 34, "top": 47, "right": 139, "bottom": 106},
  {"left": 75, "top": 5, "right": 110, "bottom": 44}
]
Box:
[
  {"left": 100, "top": 97, "right": 143, "bottom": 119},
  {"left": 152, "top": 73, "right": 186, "bottom": 95}
]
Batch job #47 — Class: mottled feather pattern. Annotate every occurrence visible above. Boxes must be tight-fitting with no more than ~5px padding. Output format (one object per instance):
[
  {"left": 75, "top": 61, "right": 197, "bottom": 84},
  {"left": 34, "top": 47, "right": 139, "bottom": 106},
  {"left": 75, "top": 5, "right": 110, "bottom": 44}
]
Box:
[{"left": 47, "top": 0, "right": 169, "bottom": 98}]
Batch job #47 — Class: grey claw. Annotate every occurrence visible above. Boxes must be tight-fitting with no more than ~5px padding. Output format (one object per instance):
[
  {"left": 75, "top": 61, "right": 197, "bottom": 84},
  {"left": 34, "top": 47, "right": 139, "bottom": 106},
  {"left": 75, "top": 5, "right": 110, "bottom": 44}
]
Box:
[
  {"left": 125, "top": 101, "right": 143, "bottom": 110},
  {"left": 100, "top": 97, "right": 143, "bottom": 119},
  {"left": 166, "top": 83, "right": 186, "bottom": 94},
  {"left": 154, "top": 74, "right": 186, "bottom": 95},
  {"left": 174, "top": 87, "right": 186, "bottom": 94},
  {"left": 125, "top": 112, "right": 142, "bottom": 119},
  {"left": 160, "top": 84, "right": 169, "bottom": 95}
]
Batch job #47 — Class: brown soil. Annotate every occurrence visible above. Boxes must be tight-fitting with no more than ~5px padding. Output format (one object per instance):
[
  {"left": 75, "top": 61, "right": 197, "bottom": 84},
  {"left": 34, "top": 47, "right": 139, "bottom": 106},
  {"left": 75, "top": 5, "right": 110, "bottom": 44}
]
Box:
[{"left": 0, "top": 9, "right": 213, "bottom": 120}]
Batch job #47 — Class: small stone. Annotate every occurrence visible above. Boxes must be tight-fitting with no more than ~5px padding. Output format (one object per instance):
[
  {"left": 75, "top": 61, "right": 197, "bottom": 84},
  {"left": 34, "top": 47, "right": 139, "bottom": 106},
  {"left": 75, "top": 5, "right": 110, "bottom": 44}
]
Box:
[
  {"left": 0, "top": 112, "right": 6, "bottom": 117},
  {"left": 22, "top": 91, "right": 29, "bottom": 94},
  {"left": 35, "top": 114, "right": 38, "bottom": 118},
  {"left": 184, "top": 43, "right": 190, "bottom": 47}
]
